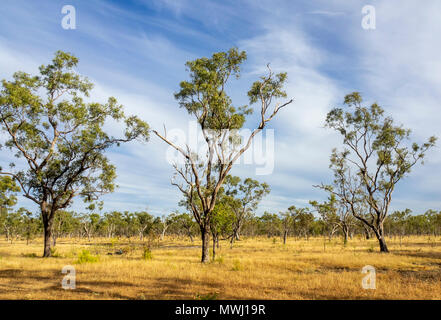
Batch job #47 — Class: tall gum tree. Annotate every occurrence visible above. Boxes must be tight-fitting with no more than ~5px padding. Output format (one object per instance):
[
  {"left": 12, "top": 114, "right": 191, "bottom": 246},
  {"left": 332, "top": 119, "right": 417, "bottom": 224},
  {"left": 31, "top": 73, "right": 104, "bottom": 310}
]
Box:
[
  {"left": 318, "top": 92, "right": 436, "bottom": 252},
  {"left": 154, "top": 48, "right": 293, "bottom": 263},
  {"left": 0, "top": 51, "right": 149, "bottom": 257}
]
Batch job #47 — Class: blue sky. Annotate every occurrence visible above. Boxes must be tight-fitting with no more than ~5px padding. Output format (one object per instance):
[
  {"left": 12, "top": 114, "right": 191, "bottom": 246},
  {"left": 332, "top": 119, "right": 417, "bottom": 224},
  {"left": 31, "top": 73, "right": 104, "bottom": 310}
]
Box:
[{"left": 0, "top": 0, "right": 440, "bottom": 216}]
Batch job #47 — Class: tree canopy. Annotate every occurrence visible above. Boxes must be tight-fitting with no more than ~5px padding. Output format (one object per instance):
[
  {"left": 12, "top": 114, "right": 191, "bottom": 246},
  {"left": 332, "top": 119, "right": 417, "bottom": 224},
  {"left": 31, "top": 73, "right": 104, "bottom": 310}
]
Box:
[{"left": 0, "top": 51, "right": 150, "bottom": 256}]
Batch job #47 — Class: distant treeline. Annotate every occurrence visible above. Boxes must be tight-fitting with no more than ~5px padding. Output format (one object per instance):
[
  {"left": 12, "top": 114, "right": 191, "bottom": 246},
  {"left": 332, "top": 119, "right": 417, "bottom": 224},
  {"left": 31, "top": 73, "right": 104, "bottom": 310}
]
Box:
[{"left": 1, "top": 208, "right": 440, "bottom": 245}]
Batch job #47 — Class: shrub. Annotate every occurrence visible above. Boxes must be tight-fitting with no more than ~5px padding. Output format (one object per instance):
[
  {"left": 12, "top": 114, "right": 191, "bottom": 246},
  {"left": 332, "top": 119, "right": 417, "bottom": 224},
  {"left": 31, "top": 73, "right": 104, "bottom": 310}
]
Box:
[
  {"left": 143, "top": 247, "right": 153, "bottom": 260},
  {"left": 232, "top": 259, "right": 242, "bottom": 271},
  {"left": 50, "top": 248, "right": 62, "bottom": 257},
  {"left": 76, "top": 249, "right": 99, "bottom": 264},
  {"left": 22, "top": 253, "right": 38, "bottom": 258},
  {"left": 215, "top": 255, "right": 224, "bottom": 264},
  {"left": 195, "top": 292, "right": 219, "bottom": 300},
  {"left": 110, "top": 238, "right": 118, "bottom": 248}
]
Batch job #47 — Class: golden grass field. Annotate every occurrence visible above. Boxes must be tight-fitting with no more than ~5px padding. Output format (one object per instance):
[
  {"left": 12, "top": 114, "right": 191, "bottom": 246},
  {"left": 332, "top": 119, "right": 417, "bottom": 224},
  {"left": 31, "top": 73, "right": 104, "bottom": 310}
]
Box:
[{"left": 0, "top": 235, "right": 440, "bottom": 300}]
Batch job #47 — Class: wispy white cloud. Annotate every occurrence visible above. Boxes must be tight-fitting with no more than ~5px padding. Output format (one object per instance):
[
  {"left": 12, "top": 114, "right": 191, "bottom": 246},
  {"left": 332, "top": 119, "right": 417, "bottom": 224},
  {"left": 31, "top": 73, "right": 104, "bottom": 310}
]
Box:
[{"left": 307, "top": 10, "right": 345, "bottom": 16}]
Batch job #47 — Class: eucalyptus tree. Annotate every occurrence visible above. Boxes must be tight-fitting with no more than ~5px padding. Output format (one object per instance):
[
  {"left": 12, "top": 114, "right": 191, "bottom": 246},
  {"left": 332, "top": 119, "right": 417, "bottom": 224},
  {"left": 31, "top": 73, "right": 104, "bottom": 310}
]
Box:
[
  {"left": 168, "top": 212, "right": 198, "bottom": 242},
  {"left": 424, "top": 209, "right": 441, "bottom": 237},
  {"left": 133, "top": 211, "right": 155, "bottom": 241},
  {"left": 179, "top": 183, "right": 234, "bottom": 256},
  {"left": 2, "top": 209, "right": 22, "bottom": 243},
  {"left": 289, "top": 206, "right": 315, "bottom": 240},
  {"left": 210, "top": 197, "right": 235, "bottom": 258},
  {"left": 386, "top": 209, "right": 411, "bottom": 245},
  {"left": 224, "top": 176, "right": 270, "bottom": 245},
  {"left": 309, "top": 196, "right": 340, "bottom": 240},
  {"left": 259, "top": 212, "right": 282, "bottom": 238},
  {"left": 0, "top": 51, "right": 150, "bottom": 256},
  {"left": 318, "top": 92, "right": 436, "bottom": 252},
  {"left": 157, "top": 214, "right": 173, "bottom": 240},
  {"left": 407, "top": 214, "right": 429, "bottom": 236},
  {"left": 154, "top": 48, "right": 292, "bottom": 262},
  {"left": 52, "top": 210, "right": 78, "bottom": 246},
  {"left": 279, "top": 209, "right": 294, "bottom": 244},
  {"left": 121, "top": 211, "right": 137, "bottom": 241},
  {"left": 0, "top": 177, "right": 20, "bottom": 241},
  {"left": 102, "top": 211, "right": 123, "bottom": 238},
  {"left": 80, "top": 212, "right": 101, "bottom": 241},
  {"left": 310, "top": 193, "right": 355, "bottom": 244},
  {"left": 20, "top": 208, "right": 40, "bottom": 245}
]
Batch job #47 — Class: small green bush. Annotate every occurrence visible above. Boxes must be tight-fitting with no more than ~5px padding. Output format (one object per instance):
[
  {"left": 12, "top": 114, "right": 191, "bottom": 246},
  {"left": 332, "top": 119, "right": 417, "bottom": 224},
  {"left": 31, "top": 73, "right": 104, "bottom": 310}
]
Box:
[
  {"left": 215, "top": 255, "right": 224, "bottom": 264},
  {"left": 232, "top": 259, "right": 242, "bottom": 271},
  {"left": 195, "top": 292, "right": 219, "bottom": 300},
  {"left": 50, "top": 247, "right": 62, "bottom": 257},
  {"left": 143, "top": 247, "right": 153, "bottom": 260},
  {"left": 110, "top": 238, "right": 118, "bottom": 248},
  {"left": 76, "top": 249, "right": 99, "bottom": 264},
  {"left": 22, "top": 253, "right": 39, "bottom": 258}
]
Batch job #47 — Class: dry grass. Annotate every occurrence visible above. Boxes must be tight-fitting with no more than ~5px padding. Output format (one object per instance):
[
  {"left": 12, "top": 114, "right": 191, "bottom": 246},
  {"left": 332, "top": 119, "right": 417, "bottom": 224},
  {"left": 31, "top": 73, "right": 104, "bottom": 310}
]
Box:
[{"left": 0, "top": 235, "right": 440, "bottom": 300}]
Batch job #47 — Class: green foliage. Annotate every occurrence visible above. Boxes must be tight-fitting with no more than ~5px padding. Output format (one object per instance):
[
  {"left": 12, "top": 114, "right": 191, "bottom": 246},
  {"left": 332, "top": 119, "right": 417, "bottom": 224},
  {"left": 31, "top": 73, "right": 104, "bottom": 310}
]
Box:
[
  {"left": 310, "top": 194, "right": 346, "bottom": 232},
  {"left": 0, "top": 176, "right": 20, "bottom": 210},
  {"left": 52, "top": 210, "right": 79, "bottom": 241},
  {"left": 0, "top": 50, "right": 150, "bottom": 256},
  {"left": 195, "top": 292, "right": 219, "bottom": 300},
  {"left": 134, "top": 211, "right": 155, "bottom": 238},
  {"left": 158, "top": 47, "right": 291, "bottom": 263},
  {"left": 289, "top": 206, "right": 315, "bottom": 238},
  {"left": 320, "top": 92, "right": 437, "bottom": 252},
  {"left": 50, "top": 247, "right": 61, "bottom": 257},
  {"left": 248, "top": 72, "right": 288, "bottom": 104},
  {"left": 110, "top": 238, "right": 119, "bottom": 247},
  {"left": 76, "top": 249, "right": 99, "bottom": 264},
  {"left": 142, "top": 247, "right": 153, "bottom": 260},
  {"left": 232, "top": 259, "right": 242, "bottom": 271},
  {"left": 167, "top": 212, "right": 198, "bottom": 239},
  {"left": 211, "top": 198, "right": 236, "bottom": 239},
  {"left": 175, "top": 47, "right": 249, "bottom": 130},
  {"left": 220, "top": 175, "right": 271, "bottom": 241},
  {"left": 325, "top": 93, "right": 437, "bottom": 203},
  {"left": 257, "top": 212, "right": 282, "bottom": 237},
  {"left": 214, "top": 255, "right": 224, "bottom": 264}
]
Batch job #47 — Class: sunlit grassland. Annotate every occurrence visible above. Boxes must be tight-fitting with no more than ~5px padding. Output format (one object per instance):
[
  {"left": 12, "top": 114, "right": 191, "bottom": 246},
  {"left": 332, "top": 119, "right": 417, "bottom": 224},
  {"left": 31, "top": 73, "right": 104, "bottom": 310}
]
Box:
[{"left": 0, "top": 236, "right": 440, "bottom": 299}]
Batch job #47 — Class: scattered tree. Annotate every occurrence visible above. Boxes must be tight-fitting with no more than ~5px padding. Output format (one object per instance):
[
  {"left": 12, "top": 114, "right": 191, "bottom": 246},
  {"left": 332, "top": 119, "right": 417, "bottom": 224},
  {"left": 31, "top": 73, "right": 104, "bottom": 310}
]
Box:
[
  {"left": 318, "top": 92, "right": 436, "bottom": 252},
  {"left": 0, "top": 51, "right": 150, "bottom": 256},
  {"left": 153, "top": 48, "right": 292, "bottom": 262}
]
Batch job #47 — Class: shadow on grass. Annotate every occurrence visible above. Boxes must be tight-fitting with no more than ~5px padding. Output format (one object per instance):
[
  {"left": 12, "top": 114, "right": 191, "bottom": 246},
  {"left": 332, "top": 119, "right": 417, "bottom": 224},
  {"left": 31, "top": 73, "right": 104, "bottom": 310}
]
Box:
[
  {"left": 0, "top": 268, "right": 56, "bottom": 281},
  {"left": 392, "top": 250, "right": 441, "bottom": 260}
]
